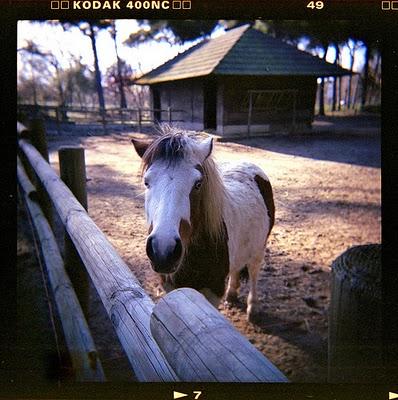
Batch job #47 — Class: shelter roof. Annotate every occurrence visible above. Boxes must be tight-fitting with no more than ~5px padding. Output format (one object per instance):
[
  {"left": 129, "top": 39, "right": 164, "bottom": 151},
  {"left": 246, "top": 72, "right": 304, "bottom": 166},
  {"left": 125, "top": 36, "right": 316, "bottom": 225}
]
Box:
[{"left": 135, "top": 24, "right": 350, "bottom": 84}]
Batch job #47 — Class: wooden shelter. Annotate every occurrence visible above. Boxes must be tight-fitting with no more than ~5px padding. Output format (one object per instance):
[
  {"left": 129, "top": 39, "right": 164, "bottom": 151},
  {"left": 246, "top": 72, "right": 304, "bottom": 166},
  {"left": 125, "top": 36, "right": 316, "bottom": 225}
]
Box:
[{"left": 135, "top": 24, "right": 350, "bottom": 136}]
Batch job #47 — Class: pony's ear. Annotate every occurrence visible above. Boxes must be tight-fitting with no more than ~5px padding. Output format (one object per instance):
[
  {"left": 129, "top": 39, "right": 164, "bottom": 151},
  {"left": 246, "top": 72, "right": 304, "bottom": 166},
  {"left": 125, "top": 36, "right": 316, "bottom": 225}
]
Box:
[
  {"left": 196, "top": 137, "right": 213, "bottom": 163},
  {"left": 131, "top": 137, "right": 151, "bottom": 158}
]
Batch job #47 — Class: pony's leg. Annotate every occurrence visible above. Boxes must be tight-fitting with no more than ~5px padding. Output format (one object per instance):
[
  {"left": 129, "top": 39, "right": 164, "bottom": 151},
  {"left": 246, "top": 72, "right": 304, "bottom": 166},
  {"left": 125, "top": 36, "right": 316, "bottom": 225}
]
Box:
[
  {"left": 247, "top": 259, "right": 263, "bottom": 322},
  {"left": 225, "top": 269, "right": 240, "bottom": 304},
  {"left": 160, "top": 274, "right": 175, "bottom": 294}
]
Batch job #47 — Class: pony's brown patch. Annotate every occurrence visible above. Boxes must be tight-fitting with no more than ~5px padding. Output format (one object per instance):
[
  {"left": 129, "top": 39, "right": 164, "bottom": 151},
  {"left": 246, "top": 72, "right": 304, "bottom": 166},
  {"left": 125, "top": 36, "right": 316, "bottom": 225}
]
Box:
[
  {"left": 179, "top": 219, "right": 192, "bottom": 246},
  {"left": 254, "top": 175, "right": 275, "bottom": 238}
]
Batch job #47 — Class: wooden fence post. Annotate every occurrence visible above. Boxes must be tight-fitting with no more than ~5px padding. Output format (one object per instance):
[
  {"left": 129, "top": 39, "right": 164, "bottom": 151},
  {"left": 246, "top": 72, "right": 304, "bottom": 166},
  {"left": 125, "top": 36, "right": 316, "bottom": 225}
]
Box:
[
  {"left": 58, "top": 146, "right": 90, "bottom": 316},
  {"left": 29, "top": 118, "right": 49, "bottom": 161},
  {"left": 28, "top": 118, "right": 53, "bottom": 228},
  {"left": 328, "top": 244, "right": 382, "bottom": 383},
  {"left": 151, "top": 288, "right": 288, "bottom": 382}
]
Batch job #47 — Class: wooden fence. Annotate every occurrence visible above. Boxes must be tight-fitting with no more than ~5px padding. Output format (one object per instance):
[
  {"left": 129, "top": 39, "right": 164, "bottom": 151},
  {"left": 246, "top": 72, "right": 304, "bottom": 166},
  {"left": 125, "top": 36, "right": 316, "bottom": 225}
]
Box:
[
  {"left": 18, "top": 104, "right": 185, "bottom": 133},
  {"left": 17, "top": 119, "right": 288, "bottom": 383}
]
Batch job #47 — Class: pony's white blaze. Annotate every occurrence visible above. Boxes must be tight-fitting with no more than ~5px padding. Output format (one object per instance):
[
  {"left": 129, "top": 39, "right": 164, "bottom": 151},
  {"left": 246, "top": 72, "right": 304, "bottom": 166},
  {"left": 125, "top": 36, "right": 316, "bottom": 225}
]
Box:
[{"left": 144, "top": 160, "right": 200, "bottom": 257}]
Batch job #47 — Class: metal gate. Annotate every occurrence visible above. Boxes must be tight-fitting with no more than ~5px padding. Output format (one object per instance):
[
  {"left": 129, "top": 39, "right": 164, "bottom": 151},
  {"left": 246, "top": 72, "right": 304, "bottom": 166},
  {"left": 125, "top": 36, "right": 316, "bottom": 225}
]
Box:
[{"left": 246, "top": 89, "right": 298, "bottom": 136}]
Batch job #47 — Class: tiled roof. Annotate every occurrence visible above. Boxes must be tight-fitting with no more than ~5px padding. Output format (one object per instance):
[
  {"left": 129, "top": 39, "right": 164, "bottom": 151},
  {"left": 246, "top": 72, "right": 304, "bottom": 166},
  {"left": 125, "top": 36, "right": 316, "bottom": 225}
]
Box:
[{"left": 135, "top": 24, "right": 350, "bottom": 84}]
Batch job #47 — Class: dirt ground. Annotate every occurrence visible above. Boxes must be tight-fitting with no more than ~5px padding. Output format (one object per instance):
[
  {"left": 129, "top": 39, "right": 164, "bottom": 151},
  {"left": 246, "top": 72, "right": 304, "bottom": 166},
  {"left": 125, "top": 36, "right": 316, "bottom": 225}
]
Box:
[{"left": 35, "top": 123, "right": 380, "bottom": 383}]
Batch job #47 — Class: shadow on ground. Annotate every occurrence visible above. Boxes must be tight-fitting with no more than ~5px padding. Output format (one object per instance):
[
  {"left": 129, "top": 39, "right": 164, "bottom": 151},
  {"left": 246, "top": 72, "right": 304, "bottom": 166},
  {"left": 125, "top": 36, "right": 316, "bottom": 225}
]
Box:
[
  {"left": 229, "top": 115, "right": 381, "bottom": 168},
  {"left": 231, "top": 133, "right": 380, "bottom": 168}
]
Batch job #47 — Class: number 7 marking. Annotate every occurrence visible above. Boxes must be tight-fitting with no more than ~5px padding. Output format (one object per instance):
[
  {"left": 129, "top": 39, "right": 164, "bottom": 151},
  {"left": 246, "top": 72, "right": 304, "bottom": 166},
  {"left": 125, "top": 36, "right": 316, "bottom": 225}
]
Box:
[{"left": 193, "top": 391, "right": 202, "bottom": 399}]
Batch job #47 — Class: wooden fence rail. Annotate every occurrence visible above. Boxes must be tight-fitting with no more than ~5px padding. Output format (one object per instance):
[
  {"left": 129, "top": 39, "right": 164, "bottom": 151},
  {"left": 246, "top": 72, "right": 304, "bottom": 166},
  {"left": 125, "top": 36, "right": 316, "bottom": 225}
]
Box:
[
  {"left": 18, "top": 136, "right": 177, "bottom": 382},
  {"left": 17, "top": 120, "right": 289, "bottom": 383},
  {"left": 18, "top": 104, "right": 185, "bottom": 129},
  {"left": 17, "top": 156, "right": 106, "bottom": 381}
]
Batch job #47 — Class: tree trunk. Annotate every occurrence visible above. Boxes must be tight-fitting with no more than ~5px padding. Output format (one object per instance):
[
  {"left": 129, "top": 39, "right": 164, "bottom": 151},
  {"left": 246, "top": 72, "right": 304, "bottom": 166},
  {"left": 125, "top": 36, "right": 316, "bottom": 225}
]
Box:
[
  {"left": 347, "top": 40, "right": 356, "bottom": 109},
  {"left": 332, "top": 43, "right": 339, "bottom": 112},
  {"left": 111, "top": 22, "right": 127, "bottom": 109},
  {"left": 54, "top": 64, "right": 68, "bottom": 121},
  {"left": 370, "top": 52, "right": 381, "bottom": 105},
  {"left": 361, "top": 41, "right": 370, "bottom": 110},
  {"left": 88, "top": 23, "right": 106, "bottom": 115}
]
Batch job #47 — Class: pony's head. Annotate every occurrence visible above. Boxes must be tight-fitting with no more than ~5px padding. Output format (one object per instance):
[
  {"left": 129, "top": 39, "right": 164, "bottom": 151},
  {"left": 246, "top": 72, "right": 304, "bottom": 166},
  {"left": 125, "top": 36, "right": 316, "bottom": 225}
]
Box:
[{"left": 132, "top": 127, "right": 224, "bottom": 274}]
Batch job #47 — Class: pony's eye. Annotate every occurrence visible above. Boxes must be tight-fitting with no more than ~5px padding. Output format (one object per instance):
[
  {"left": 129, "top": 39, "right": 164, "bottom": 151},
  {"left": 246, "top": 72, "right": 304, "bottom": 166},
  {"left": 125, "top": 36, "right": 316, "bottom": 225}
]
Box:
[
  {"left": 144, "top": 180, "right": 150, "bottom": 188},
  {"left": 194, "top": 180, "right": 203, "bottom": 190}
]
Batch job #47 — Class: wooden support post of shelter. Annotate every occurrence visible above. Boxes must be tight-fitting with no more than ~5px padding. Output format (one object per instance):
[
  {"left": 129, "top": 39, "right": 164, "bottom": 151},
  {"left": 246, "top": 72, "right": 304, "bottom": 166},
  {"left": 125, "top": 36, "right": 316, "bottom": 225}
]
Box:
[
  {"left": 150, "top": 288, "right": 289, "bottom": 382},
  {"left": 328, "top": 244, "right": 382, "bottom": 383},
  {"left": 247, "top": 91, "right": 253, "bottom": 138},
  {"left": 18, "top": 138, "right": 177, "bottom": 382},
  {"left": 168, "top": 107, "right": 172, "bottom": 123},
  {"left": 138, "top": 108, "right": 142, "bottom": 132},
  {"left": 59, "top": 146, "right": 90, "bottom": 316},
  {"left": 55, "top": 107, "right": 60, "bottom": 135},
  {"left": 17, "top": 156, "right": 106, "bottom": 382}
]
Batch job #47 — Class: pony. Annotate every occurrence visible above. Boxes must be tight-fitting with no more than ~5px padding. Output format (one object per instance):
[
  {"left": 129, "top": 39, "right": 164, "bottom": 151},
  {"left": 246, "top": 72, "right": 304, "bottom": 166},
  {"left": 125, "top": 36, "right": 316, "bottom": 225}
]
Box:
[{"left": 131, "top": 127, "right": 275, "bottom": 321}]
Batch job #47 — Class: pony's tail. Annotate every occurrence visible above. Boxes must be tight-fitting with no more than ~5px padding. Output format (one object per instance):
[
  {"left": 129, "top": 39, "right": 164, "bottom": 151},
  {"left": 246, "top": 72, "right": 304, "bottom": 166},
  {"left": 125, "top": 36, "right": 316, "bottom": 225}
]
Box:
[{"left": 239, "top": 266, "right": 249, "bottom": 282}]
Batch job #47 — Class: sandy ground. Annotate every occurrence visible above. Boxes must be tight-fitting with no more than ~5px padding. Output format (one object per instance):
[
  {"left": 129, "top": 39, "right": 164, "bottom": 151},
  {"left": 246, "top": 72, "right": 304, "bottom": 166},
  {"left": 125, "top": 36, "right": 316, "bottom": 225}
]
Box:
[{"left": 40, "top": 127, "right": 380, "bottom": 382}]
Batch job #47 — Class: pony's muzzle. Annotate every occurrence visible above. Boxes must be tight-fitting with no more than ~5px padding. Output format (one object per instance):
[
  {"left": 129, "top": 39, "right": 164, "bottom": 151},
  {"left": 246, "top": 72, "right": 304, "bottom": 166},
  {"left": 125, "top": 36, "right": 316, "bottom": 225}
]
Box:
[{"left": 146, "top": 235, "right": 182, "bottom": 273}]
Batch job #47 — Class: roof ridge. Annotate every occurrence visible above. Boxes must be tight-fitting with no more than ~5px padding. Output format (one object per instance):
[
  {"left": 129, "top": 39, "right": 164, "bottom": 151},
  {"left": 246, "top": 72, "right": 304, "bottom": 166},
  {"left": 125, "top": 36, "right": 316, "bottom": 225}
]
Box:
[{"left": 135, "top": 24, "right": 250, "bottom": 84}]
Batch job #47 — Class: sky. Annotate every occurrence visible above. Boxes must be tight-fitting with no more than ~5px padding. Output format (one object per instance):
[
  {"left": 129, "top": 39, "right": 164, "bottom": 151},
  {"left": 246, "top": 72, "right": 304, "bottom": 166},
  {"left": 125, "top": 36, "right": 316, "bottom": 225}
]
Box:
[
  {"left": 17, "top": 20, "right": 366, "bottom": 81},
  {"left": 17, "top": 20, "right": 224, "bottom": 76}
]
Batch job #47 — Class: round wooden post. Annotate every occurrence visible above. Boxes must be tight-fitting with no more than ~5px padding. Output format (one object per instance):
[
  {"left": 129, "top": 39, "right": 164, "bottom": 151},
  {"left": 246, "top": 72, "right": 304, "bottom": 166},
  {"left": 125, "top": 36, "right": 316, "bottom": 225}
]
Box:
[
  {"left": 29, "top": 118, "right": 49, "bottom": 162},
  {"left": 328, "top": 244, "right": 382, "bottom": 383},
  {"left": 59, "top": 146, "right": 89, "bottom": 316},
  {"left": 151, "top": 288, "right": 288, "bottom": 382},
  {"left": 59, "top": 147, "right": 88, "bottom": 210}
]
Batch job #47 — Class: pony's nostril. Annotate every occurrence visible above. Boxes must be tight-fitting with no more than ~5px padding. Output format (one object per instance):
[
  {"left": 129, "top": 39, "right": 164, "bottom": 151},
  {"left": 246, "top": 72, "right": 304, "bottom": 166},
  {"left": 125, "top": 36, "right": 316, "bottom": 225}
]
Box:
[
  {"left": 146, "top": 235, "right": 183, "bottom": 273},
  {"left": 146, "top": 236, "right": 155, "bottom": 260},
  {"left": 173, "top": 237, "right": 182, "bottom": 259}
]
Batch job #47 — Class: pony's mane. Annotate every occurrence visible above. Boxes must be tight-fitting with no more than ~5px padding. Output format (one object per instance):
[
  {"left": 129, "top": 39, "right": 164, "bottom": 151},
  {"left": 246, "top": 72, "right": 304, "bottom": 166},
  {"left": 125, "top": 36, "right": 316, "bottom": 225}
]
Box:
[{"left": 141, "top": 126, "right": 226, "bottom": 241}]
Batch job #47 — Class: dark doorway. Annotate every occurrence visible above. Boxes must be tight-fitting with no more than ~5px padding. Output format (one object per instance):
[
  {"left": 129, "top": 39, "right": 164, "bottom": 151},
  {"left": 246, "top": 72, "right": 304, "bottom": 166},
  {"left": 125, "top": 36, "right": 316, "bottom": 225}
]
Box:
[
  {"left": 203, "top": 78, "right": 217, "bottom": 129},
  {"left": 152, "top": 88, "right": 161, "bottom": 122}
]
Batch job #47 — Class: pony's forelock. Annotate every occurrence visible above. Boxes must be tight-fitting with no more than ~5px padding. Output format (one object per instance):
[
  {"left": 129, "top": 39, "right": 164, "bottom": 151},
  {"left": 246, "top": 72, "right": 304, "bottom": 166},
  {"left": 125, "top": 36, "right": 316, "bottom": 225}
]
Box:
[{"left": 141, "top": 125, "right": 196, "bottom": 173}]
